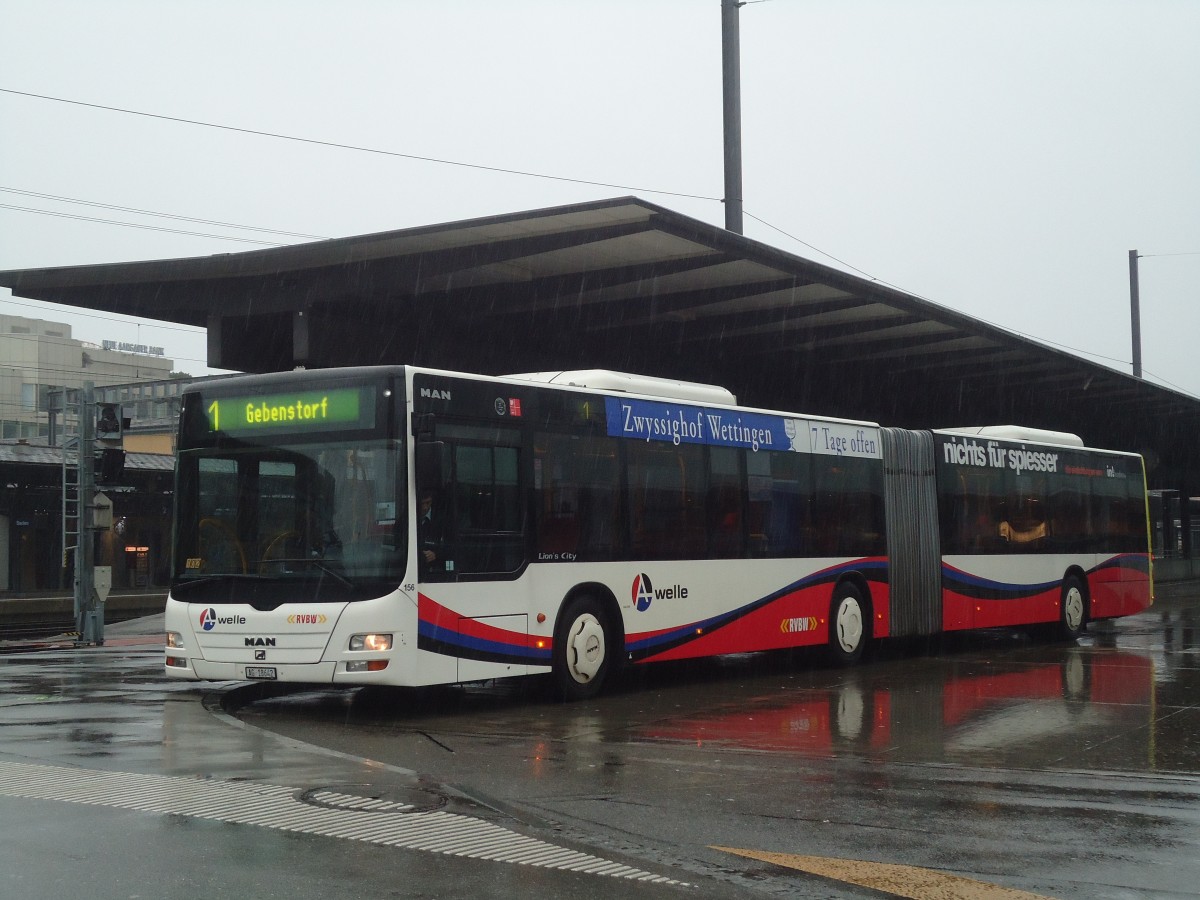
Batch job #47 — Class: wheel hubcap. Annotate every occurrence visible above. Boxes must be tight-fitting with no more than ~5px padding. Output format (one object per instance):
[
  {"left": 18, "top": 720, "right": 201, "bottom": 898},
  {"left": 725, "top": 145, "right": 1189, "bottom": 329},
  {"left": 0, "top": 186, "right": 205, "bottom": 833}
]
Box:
[
  {"left": 835, "top": 598, "right": 863, "bottom": 653},
  {"left": 566, "top": 614, "right": 605, "bottom": 683},
  {"left": 1064, "top": 587, "right": 1084, "bottom": 630}
]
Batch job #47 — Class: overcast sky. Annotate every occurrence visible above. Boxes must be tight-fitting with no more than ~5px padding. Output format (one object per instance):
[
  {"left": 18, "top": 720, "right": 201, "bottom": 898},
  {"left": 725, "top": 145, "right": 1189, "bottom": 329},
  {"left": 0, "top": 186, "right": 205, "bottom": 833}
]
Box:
[{"left": 1, "top": 0, "right": 1197, "bottom": 397}]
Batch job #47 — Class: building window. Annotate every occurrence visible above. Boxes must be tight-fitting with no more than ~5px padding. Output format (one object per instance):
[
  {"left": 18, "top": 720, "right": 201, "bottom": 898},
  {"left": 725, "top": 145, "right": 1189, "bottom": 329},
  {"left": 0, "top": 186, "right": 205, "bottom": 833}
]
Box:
[{"left": 20, "top": 383, "right": 37, "bottom": 411}]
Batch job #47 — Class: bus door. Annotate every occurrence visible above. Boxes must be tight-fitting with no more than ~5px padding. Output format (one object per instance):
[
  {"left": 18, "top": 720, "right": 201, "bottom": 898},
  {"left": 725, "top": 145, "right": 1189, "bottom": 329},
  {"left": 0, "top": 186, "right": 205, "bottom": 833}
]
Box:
[{"left": 416, "top": 424, "right": 531, "bottom": 681}]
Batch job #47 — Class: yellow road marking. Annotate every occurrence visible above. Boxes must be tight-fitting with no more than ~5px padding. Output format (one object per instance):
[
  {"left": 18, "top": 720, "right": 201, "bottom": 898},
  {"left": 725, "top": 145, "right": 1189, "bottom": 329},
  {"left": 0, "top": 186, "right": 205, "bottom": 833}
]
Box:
[{"left": 712, "top": 847, "right": 1056, "bottom": 900}]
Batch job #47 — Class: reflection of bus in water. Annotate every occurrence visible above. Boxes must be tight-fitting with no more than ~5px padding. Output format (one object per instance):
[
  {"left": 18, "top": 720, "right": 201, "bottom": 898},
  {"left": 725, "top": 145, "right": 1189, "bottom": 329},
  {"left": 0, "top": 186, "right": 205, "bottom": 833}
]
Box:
[
  {"left": 634, "top": 651, "right": 1154, "bottom": 761},
  {"left": 163, "top": 367, "right": 1152, "bottom": 699}
]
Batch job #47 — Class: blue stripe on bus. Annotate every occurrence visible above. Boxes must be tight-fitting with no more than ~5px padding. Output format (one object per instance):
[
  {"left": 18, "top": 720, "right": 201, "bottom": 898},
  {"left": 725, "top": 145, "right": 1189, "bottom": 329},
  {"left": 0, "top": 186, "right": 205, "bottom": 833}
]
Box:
[
  {"left": 941, "top": 566, "right": 1060, "bottom": 599},
  {"left": 1092, "top": 553, "right": 1150, "bottom": 576},
  {"left": 940, "top": 554, "right": 1147, "bottom": 602},
  {"left": 417, "top": 622, "right": 553, "bottom": 666},
  {"left": 942, "top": 554, "right": 1150, "bottom": 601}
]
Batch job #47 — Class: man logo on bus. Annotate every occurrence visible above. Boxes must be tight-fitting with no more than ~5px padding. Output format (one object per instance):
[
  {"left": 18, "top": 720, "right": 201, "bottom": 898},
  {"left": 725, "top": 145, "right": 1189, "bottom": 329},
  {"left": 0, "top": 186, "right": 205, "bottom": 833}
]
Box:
[
  {"left": 200, "top": 608, "right": 218, "bottom": 631},
  {"left": 632, "top": 573, "right": 654, "bottom": 612}
]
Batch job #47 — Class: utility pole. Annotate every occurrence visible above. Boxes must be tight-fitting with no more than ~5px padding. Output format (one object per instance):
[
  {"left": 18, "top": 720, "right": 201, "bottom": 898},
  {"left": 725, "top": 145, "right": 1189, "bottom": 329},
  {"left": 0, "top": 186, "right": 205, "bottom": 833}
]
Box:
[
  {"left": 1128, "top": 249, "right": 1143, "bottom": 378},
  {"left": 721, "top": 0, "right": 744, "bottom": 234}
]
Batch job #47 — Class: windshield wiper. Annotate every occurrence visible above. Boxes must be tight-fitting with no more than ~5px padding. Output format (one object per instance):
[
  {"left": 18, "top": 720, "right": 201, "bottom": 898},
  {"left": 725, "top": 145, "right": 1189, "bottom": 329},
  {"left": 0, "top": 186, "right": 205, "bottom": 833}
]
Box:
[
  {"left": 259, "top": 557, "right": 356, "bottom": 589},
  {"left": 309, "top": 559, "right": 355, "bottom": 589}
]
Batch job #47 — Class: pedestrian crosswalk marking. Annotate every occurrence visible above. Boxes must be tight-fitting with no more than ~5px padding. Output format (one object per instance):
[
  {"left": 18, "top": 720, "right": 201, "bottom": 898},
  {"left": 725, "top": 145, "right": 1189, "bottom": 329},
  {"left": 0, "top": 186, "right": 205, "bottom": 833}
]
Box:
[{"left": 0, "top": 760, "right": 686, "bottom": 885}]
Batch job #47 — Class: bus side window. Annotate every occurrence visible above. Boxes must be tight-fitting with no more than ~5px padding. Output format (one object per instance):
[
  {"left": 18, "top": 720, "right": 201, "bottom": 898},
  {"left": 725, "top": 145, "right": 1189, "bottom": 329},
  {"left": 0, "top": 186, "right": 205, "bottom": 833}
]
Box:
[
  {"left": 746, "top": 450, "right": 808, "bottom": 558},
  {"left": 812, "top": 456, "right": 884, "bottom": 557},
  {"left": 707, "top": 446, "right": 743, "bottom": 558},
  {"left": 1000, "top": 474, "right": 1048, "bottom": 550},
  {"left": 942, "top": 470, "right": 1007, "bottom": 555},
  {"left": 627, "top": 442, "right": 706, "bottom": 560},
  {"left": 450, "top": 443, "right": 524, "bottom": 576},
  {"left": 534, "top": 434, "right": 620, "bottom": 562},
  {"left": 1092, "top": 468, "right": 1144, "bottom": 554}
]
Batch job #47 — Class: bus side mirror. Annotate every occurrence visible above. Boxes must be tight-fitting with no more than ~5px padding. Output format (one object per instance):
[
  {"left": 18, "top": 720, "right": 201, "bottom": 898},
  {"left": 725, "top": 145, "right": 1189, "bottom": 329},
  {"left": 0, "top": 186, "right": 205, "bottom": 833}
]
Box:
[{"left": 416, "top": 441, "right": 445, "bottom": 492}]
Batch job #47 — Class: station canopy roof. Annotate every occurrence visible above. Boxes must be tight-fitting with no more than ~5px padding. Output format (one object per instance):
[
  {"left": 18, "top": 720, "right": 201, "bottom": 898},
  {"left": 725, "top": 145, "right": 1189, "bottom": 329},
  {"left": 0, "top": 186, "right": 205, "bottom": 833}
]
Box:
[{"left": 2, "top": 196, "right": 1197, "bottom": 480}]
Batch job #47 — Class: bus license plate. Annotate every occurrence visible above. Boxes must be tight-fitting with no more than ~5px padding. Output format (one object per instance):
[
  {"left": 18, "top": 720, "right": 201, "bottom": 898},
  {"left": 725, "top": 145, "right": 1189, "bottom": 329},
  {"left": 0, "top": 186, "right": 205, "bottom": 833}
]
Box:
[{"left": 245, "top": 666, "right": 277, "bottom": 680}]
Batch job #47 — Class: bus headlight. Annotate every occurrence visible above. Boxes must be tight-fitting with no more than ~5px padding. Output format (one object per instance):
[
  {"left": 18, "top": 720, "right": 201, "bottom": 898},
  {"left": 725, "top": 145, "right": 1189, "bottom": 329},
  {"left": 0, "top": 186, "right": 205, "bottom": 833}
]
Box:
[
  {"left": 166, "top": 631, "right": 184, "bottom": 649},
  {"left": 349, "top": 633, "right": 393, "bottom": 652}
]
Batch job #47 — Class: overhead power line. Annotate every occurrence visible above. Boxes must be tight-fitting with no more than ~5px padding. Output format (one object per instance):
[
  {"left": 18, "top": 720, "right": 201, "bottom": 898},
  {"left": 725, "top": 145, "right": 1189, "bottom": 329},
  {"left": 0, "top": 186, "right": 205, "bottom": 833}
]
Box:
[
  {"left": 0, "top": 87, "right": 720, "bottom": 203},
  {"left": 742, "top": 209, "right": 881, "bottom": 281},
  {"left": 0, "top": 187, "right": 329, "bottom": 240},
  {"left": 0, "top": 362, "right": 193, "bottom": 382},
  {"left": 0, "top": 296, "right": 205, "bottom": 335},
  {"left": 0, "top": 203, "right": 288, "bottom": 246}
]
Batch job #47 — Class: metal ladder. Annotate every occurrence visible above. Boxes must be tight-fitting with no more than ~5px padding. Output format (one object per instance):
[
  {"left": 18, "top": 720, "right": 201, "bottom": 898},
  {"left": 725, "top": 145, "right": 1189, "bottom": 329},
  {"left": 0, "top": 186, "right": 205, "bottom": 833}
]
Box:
[{"left": 62, "top": 436, "right": 82, "bottom": 588}]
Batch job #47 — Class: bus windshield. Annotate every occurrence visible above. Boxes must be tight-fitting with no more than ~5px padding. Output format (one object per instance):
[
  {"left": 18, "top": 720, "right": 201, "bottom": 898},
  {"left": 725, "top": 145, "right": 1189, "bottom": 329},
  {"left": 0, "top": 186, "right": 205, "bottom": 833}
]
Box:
[{"left": 174, "top": 439, "right": 405, "bottom": 597}]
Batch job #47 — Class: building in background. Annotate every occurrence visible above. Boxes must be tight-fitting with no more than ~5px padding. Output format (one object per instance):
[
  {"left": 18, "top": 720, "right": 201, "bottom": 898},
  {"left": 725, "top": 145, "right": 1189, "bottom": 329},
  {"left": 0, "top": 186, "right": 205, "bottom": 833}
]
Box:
[
  {"left": 0, "top": 312, "right": 195, "bottom": 594},
  {"left": 0, "top": 312, "right": 179, "bottom": 442}
]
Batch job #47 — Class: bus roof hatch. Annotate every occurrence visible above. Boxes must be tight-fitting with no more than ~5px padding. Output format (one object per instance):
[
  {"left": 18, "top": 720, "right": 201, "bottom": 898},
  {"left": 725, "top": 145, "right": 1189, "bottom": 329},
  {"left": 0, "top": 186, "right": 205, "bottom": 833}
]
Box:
[{"left": 504, "top": 369, "right": 737, "bottom": 405}]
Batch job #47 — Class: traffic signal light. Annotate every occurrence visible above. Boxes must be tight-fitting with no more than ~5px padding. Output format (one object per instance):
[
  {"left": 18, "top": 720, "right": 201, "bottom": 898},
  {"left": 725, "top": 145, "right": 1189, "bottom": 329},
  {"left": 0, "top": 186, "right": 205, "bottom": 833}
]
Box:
[
  {"left": 96, "top": 403, "right": 123, "bottom": 446},
  {"left": 97, "top": 448, "right": 126, "bottom": 484},
  {"left": 95, "top": 403, "right": 126, "bottom": 483}
]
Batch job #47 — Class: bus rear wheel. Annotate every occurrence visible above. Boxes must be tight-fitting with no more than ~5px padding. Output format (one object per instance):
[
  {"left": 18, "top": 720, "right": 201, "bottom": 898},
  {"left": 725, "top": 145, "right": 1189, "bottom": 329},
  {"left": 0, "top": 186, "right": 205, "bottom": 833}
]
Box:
[
  {"left": 1058, "top": 575, "right": 1088, "bottom": 640},
  {"left": 553, "top": 596, "right": 614, "bottom": 701},
  {"left": 828, "top": 583, "right": 869, "bottom": 666}
]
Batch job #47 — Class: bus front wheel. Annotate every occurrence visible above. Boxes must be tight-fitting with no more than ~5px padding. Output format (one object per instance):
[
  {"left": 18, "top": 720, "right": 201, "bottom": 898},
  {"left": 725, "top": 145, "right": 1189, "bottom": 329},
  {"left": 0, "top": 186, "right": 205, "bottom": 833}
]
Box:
[
  {"left": 828, "top": 583, "right": 869, "bottom": 666},
  {"left": 553, "top": 596, "right": 613, "bottom": 701}
]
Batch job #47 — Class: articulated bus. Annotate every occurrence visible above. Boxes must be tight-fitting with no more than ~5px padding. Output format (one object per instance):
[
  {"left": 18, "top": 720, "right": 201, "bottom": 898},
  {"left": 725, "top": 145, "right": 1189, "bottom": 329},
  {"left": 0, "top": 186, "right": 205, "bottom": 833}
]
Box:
[{"left": 164, "top": 366, "right": 1152, "bottom": 699}]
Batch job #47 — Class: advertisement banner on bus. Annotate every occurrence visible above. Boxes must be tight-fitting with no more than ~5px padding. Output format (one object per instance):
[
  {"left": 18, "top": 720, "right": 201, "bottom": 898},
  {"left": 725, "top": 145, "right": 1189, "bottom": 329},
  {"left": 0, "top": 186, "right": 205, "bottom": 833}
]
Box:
[{"left": 604, "top": 397, "right": 880, "bottom": 458}]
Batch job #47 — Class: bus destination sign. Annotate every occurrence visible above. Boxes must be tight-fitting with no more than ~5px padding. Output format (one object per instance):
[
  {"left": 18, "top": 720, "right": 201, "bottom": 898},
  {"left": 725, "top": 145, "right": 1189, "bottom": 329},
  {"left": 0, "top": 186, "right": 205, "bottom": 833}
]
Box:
[
  {"left": 605, "top": 396, "right": 880, "bottom": 457},
  {"left": 205, "top": 387, "right": 371, "bottom": 434}
]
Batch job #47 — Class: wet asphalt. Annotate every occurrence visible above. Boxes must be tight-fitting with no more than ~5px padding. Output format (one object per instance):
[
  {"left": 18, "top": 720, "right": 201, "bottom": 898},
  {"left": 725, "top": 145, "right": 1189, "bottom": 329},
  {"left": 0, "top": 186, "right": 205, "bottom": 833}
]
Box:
[{"left": 2, "top": 586, "right": 1199, "bottom": 899}]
